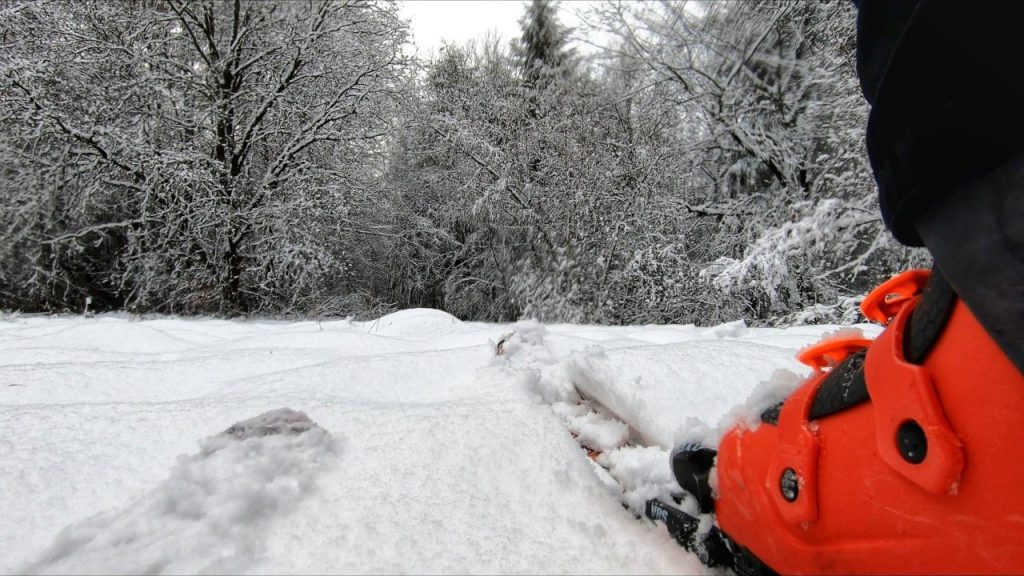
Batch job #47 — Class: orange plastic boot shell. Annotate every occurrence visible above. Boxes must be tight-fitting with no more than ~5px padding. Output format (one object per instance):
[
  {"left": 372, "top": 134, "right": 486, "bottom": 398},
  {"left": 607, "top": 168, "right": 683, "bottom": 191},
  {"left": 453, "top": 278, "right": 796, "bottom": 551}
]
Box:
[{"left": 715, "top": 297, "right": 1024, "bottom": 574}]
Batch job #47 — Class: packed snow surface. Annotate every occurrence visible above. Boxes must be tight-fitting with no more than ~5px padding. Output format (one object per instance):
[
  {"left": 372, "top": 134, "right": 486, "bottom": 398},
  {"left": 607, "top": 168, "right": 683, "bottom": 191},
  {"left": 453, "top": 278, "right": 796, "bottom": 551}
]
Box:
[{"left": 0, "top": 310, "right": 880, "bottom": 574}]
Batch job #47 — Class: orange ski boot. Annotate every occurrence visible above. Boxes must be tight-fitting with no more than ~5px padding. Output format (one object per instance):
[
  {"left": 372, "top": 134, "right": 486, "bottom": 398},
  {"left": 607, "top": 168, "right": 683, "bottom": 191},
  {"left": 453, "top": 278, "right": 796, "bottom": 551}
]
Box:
[{"left": 698, "top": 269, "right": 1024, "bottom": 574}]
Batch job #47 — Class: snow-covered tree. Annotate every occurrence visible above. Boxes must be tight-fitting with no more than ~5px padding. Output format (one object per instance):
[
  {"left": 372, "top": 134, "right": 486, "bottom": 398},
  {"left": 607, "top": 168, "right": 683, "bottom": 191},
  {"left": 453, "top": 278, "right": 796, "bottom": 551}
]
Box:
[
  {"left": 592, "top": 0, "right": 926, "bottom": 324},
  {"left": 385, "top": 13, "right": 692, "bottom": 323},
  {"left": 515, "top": 0, "right": 575, "bottom": 89},
  {"left": 1, "top": 0, "right": 411, "bottom": 314}
]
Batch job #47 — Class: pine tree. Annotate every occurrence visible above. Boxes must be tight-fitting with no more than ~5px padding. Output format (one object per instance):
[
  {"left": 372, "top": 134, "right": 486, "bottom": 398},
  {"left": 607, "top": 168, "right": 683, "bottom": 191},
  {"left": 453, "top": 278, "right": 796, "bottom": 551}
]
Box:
[{"left": 514, "top": 0, "right": 573, "bottom": 88}]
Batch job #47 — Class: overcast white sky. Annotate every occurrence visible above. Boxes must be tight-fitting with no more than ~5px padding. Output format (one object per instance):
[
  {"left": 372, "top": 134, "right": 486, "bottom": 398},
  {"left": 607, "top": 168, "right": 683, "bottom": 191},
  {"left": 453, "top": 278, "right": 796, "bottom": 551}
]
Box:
[{"left": 399, "top": 1, "right": 603, "bottom": 58}]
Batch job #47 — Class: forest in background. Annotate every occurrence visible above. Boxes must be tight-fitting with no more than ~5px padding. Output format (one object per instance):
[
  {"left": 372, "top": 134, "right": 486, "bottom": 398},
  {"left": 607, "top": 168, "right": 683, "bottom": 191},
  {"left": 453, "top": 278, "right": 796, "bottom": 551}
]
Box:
[{"left": 0, "top": 0, "right": 927, "bottom": 325}]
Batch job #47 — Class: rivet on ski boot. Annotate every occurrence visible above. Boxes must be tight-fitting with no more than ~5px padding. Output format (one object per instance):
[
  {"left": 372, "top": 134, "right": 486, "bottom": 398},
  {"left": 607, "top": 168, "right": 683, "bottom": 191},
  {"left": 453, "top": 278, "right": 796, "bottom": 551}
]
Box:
[
  {"left": 897, "top": 419, "right": 928, "bottom": 464},
  {"left": 780, "top": 468, "right": 800, "bottom": 502}
]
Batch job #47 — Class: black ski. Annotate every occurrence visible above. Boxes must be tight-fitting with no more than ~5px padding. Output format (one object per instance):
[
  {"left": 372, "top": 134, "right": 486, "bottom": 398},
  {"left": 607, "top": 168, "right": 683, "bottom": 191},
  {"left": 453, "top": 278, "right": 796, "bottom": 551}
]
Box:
[
  {"left": 646, "top": 498, "right": 778, "bottom": 576},
  {"left": 644, "top": 498, "right": 730, "bottom": 569}
]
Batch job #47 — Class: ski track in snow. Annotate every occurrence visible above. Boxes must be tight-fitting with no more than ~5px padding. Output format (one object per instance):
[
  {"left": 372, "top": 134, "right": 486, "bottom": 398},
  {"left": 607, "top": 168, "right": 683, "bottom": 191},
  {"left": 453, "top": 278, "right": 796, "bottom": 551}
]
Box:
[{"left": 0, "top": 310, "right": 880, "bottom": 574}]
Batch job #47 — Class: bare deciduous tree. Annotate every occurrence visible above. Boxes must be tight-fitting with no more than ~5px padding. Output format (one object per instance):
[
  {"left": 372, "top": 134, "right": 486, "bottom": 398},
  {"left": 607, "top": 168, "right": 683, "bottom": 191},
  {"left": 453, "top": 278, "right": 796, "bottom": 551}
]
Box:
[{"left": 1, "top": 0, "right": 411, "bottom": 314}]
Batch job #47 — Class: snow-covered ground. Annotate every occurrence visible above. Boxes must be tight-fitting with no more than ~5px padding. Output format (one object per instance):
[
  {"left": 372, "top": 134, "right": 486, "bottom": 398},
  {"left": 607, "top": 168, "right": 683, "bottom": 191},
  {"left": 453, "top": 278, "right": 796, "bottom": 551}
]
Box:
[{"left": 0, "top": 310, "right": 880, "bottom": 574}]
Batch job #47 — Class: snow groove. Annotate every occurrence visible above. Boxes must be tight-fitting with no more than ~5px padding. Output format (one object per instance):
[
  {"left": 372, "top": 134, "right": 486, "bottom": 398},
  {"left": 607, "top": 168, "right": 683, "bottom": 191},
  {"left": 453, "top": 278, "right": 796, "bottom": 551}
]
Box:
[{"left": 494, "top": 321, "right": 680, "bottom": 515}]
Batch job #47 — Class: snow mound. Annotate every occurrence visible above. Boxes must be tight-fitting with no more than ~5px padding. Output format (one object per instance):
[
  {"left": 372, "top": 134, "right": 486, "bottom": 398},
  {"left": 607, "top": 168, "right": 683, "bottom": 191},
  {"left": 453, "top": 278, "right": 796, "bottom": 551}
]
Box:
[
  {"left": 360, "top": 308, "right": 463, "bottom": 338},
  {"left": 21, "top": 409, "right": 337, "bottom": 575},
  {"left": 219, "top": 407, "right": 322, "bottom": 442},
  {"left": 705, "top": 319, "right": 748, "bottom": 339},
  {"left": 567, "top": 407, "right": 630, "bottom": 453},
  {"left": 492, "top": 319, "right": 548, "bottom": 361}
]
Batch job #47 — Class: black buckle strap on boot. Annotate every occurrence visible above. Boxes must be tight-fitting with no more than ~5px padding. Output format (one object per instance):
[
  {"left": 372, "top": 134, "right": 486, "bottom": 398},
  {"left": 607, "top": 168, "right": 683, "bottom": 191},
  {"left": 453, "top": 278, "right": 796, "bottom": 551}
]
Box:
[
  {"left": 809, "top": 348, "right": 870, "bottom": 420},
  {"left": 759, "top": 348, "right": 871, "bottom": 427},
  {"left": 903, "top": 267, "right": 957, "bottom": 365}
]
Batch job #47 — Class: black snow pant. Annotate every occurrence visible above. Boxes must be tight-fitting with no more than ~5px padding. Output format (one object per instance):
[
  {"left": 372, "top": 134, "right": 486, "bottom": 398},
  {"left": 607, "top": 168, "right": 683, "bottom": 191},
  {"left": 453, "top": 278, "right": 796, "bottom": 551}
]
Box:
[{"left": 855, "top": 0, "right": 1024, "bottom": 373}]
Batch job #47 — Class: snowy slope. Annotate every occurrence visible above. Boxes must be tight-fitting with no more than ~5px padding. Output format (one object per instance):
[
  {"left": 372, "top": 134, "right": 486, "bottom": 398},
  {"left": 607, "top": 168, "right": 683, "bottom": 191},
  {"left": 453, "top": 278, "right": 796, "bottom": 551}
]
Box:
[{"left": 0, "top": 311, "right": 879, "bottom": 574}]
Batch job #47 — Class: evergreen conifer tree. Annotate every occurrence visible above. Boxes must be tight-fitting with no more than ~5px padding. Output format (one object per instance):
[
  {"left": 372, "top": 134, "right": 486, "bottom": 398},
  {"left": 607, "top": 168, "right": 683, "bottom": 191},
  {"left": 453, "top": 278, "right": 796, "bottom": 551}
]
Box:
[{"left": 515, "top": 0, "right": 573, "bottom": 88}]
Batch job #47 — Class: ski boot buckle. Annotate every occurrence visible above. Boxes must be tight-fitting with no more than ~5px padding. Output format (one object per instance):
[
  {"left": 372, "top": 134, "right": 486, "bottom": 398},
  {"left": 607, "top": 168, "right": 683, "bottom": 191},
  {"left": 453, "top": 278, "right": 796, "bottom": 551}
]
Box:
[
  {"left": 860, "top": 269, "right": 930, "bottom": 324},
  {"left": 797, "top": 337, "right": 872, "bottom": 371}
]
